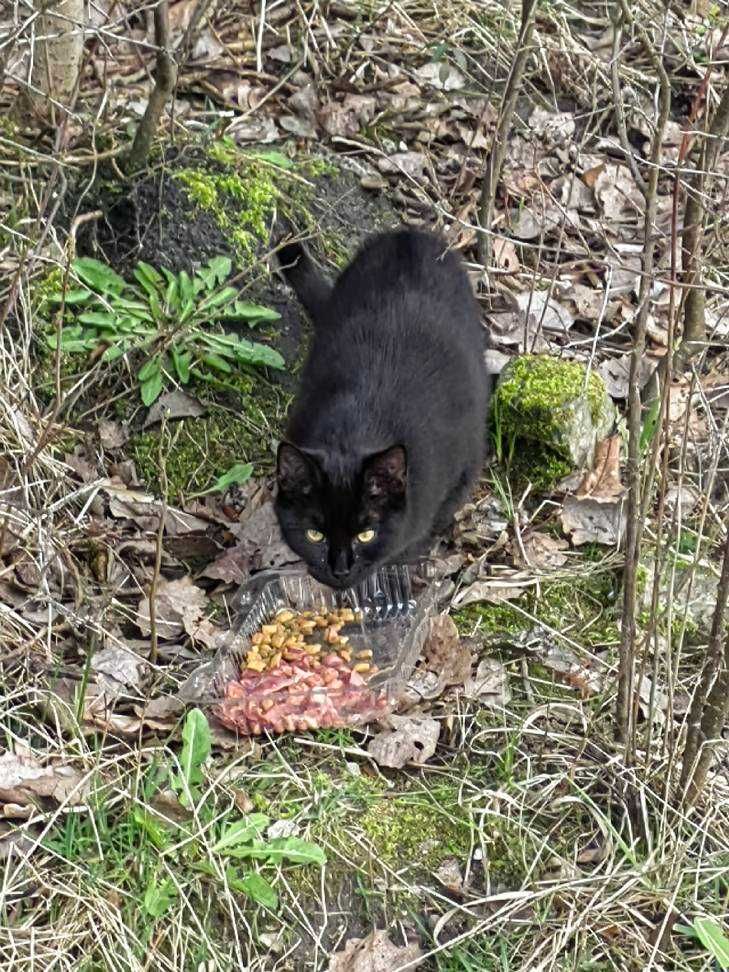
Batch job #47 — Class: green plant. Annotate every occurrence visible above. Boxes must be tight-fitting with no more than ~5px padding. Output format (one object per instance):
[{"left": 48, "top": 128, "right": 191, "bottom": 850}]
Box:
[
  {"left": 44, "top": 255, "right": 284, "bottom": 405},
  {"left": 45, "top": 710, "right": 326, "bottom": 921}
]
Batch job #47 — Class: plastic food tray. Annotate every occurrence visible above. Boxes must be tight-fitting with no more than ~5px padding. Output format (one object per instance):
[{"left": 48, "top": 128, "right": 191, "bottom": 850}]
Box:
[{"left": 180, "top": 562, "right": 441, "bottom": 733}]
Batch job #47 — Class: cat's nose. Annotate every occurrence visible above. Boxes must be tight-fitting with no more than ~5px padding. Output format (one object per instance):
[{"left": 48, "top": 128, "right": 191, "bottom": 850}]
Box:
[{"left": 331, "top": 549, "right": 351, "bottom": 579}]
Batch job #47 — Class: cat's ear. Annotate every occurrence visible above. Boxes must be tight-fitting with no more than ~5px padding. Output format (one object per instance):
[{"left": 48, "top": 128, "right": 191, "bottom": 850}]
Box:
[
  {"left": 277, "top": 443, "right": 319, "bottom": 496},
  {"left": 363, "top": 445, "right": 407, "bottom": 502}
]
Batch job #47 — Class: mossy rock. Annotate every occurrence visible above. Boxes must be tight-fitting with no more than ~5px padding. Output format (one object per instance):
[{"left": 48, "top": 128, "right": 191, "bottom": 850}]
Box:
[
  {"left": 492, "top": 355, "right": 615, "bottom": 489},
  {"left": 51, "top": 139, "right": 402, "bottom": 499}
]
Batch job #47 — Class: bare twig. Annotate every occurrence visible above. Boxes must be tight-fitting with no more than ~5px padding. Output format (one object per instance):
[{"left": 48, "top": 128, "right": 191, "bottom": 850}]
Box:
[
  {"left": 678, "top": 79, "right": 729, "bottom": 368},
  {"left": 126, "top": 0, "right": 178, "bottom": 174},
  {"left": 477, "top": 0, "right": 538, "bottom": 270},
  {"left": 614, "top": 0, "right": 671, "bottom": 749},
  {"left": 680, "top": 530, "right": 729, "bottom": 805},
  {"left": 148, "top": 413, "right": 169, "bottom": 666}
]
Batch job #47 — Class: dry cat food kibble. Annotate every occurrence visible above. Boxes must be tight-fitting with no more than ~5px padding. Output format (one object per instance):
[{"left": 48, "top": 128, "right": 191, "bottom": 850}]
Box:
[{"left": 214, "top": 607, "right": 390, "bottom": 734}]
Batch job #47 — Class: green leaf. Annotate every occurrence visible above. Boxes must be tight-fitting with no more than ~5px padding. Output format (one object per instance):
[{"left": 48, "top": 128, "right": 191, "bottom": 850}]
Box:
[
  {"left": 46, "top": 287, "right": 92, "bottom": 305},
  {"left": 72, "top": 257, "right": 126, "bottom": 294},
  {"left": 227, "top": 870, "right": 278, "bottom": 910},
  {"left": 102, "top": 343, "right": 127, "bottom": 363},
  {"left": 165, "top": 277, "right": 180, "bottom": 314},
  {"left": 212, "top": 814, "right": 270, "bottom": 854},
  {"left": 175, "top": 708, "right": 211, "bottom": 805},
  {"left": 140, "top": 370, "right": 164, "bottom": 406},
  {"left": 132, "top": 808, "right": 170, "bottom": 850},
  {"left": 234, "top": 340, "right": 285, "bottom": 371},
  {"left": 198, "top": 462, "right": 254, "bottom": 496},
  {"left": 640, "top": 397, "right": 661, "bottom": 454},
  {"left": 227, "top": 836, "right": 326, "bottom": 866},
  {"left": 170, "top": 347, "right": 191, "bottom": 384},
  {"left": 138, "top": 357, "right": 160, "bottom": 382},
  {"left": 207, "top": 255, "right": 232, "bottom": 285},
  {"left": 221, "top": 301, "right": 281, "bottom": 323},
  {"left": 134, "top": 261, "right": 165, "bottom": 300},
  {"left": 247, "top": 149, "right": 294, "bottom": 170},
  {"left": 142, "top": 877, "right": 177, "bottom": 918},
  {"left": 199, "top": 286, "right": 239, "bottom": 311},
  {"left": 201, "top": 353, "right": 233, "bottom": 374},
  {"left": 693, "top": 917, "right": 729, "bottom": 966},
  {"left": 178, "top": 270, "right": 194, "bottom": 305},
  {"left": 78, "top": 311, "right": 120, "bottom": 328}
]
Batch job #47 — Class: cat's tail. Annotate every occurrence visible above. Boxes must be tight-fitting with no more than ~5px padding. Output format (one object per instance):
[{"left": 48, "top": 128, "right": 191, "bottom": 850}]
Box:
[{"left": 275, "top": 226, "right": 333, "bottom": 323}]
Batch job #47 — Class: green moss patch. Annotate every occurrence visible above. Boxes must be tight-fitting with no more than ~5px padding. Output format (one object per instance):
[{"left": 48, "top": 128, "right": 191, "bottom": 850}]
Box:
[
  {"left": 491, "top": 355, "right": 615, "bottom": 491},
  {"left": 129, "top": 375, "right": 287, "bottom": 498}
]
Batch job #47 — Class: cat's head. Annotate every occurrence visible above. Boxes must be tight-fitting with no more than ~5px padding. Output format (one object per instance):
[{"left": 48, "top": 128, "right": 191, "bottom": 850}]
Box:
[{"left": 274, "top": 442, "right": 408, "bottom": 589}]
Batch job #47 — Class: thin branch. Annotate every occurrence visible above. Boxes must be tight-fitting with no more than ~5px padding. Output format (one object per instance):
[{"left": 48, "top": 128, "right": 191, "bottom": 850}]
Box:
[
  {"left": 680, "top": 530, "right": 729, "bottom": 805},
  {"left": 678, "top": 79, "right": 729, "bottom": 367},
  {"left": 477, "top": 0, "right": 538, "bottom": 270},
  {"left": 614, "top": 0, "right": 671, "bottom": 750},
  {"left": 126, "top": 0, "right": 178, "bottom": 174}
]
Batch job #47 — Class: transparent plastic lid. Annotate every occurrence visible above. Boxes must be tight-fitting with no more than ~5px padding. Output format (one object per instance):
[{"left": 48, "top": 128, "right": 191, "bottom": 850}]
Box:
[{"left": 178, "top": 561, "right": 442, "bottom": 716}]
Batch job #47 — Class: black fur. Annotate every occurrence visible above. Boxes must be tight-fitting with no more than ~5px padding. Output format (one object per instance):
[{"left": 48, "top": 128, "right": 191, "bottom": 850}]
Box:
[{"left": 275, "top": 228, "right": 491, "bottom": 589}]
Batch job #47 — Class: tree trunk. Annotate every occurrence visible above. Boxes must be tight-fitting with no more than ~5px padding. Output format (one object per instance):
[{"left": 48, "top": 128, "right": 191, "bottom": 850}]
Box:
[{"left": 30, "top": 0, "right": 85, "bottom": 122}]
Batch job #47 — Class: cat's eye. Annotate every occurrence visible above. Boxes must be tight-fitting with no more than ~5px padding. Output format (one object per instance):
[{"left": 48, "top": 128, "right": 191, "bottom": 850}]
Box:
[
  {"left": 356, "top": 529, "right": 376, "bottom": 544},
  {"left": 305, "top": 528, "right": 325, "bottom": 543}
]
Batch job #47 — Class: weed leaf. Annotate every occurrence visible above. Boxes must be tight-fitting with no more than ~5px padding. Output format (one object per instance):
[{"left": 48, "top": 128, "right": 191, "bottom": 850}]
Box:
[
  {"left": 227, "top": 869, "right": 279, "bottom": 909},
  {"left": 212, "top": 814, "right": 270, "bottom": 853},
  {"left": 693, "top": 917, "right": 729, "bottom": 966},
  {"left": 142, "top": 877, "right": 177, "bottom": 918},
  {"left": 227, "top": 836, "right": 326, "bottom": 866},
  {"left": 175, "top": 708, "right": 211, "bottom": 805},
  {"left": 73, "top": 257, "right": 126, "bottom": 294},
  {"left": 201, "top": 462, "right": 254, "bottom": 496}
]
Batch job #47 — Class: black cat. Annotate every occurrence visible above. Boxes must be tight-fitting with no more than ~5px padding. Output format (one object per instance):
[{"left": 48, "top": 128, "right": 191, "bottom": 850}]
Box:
[{"left": 275, "top": 228, "right": 491, "bottom": 589}]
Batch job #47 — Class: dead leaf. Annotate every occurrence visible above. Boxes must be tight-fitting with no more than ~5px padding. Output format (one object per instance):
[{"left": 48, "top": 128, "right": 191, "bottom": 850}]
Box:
[
  {"left": 423, "top": 615, "right": 472, "bottom": 686},
  {"left": 91, "top": 644, "right": 148, "bottom": 696},
  {"left": 598, "top": 355, "right": 656, "bottom": 399},
  {"left": 494, "top": 238, "right": 520, "bottom": 273},
  {"left": 0, "top": 750, "right": 89, "bottom": 815},
  {"left": 136, "top": 576, "right": 208, "bottom": 641},
  {"left": 204, "top": 498, "right": 299, "bottom": 582},
  {"left": 514, "top": 532, "right": 569, "bottom": 570},
  {"left": 529, "top": 107, "right": 576, "bottom": 144},
  {"left": 280, "top": 115, "right": 317, "bottom": 139},
  {"left": 98, "top": 419, "right": 128, "bottom": 449},
  {"left": 415, "top": 60, "right": 465, "bottom": 91},
  {"left": 452, "top": 579, "right": 527, "bottom": 609},
  {"left": 377, "top": 151, "right": 428, "bottom": 181},
  {"left": 143, "top": 390, "right": 205, "bottom": 428},
  {"left": 367, "top": 715, "right": 440, "bottom": 769},
  {"left": 463, "top": 658, "right": 510, "bottom": 707},
  {"left": 318, "top": 94, "right": 376, "bottom": 138},
  {"left": 561, "top": 495, "right": 625, "bottom": 546},
  {"left": 328, "top": 929, "right": 425, "bottom": 972},
  {"left": 576, "top": 436, "right": 624, "bottom": 500},
  {"left": 594, "top": 163, "right": 643, "bottom": 221}
]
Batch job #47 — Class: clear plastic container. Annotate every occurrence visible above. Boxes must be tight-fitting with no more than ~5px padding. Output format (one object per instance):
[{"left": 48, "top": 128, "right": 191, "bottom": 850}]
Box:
[{"left": 180, "top": 562, "right": 441, "bottom": 735}]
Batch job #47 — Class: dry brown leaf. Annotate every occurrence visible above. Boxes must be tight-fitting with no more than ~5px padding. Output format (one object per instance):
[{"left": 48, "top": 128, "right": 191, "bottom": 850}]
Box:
[
  {"left": 561, "top": 495, "right": 625, "bottom": 546},
  {"left": 328, "top": 929, "right": 425, "bottom": 972},
  {"left": 422, "top": 615, "right": 472, "bottom": 686},
  {"left": 452, "top": 579, "right": 527, "bottom": 609},
  {"left": 377, "top": 151, "right": 428, "bottom": 181},
  {"left": 577, "top": 436, "right": 624, "bottom": 500},
  {"left": 143, "top": 390, "right": 205, "bottom": 428},
  {"left": 463, "top": 658, "right": 510, "bottom": 706},
  {"left": 136, "top": 576, "right": 208, "bottom": 641},
  {"left": 367, "top": 715, "right": 440, "bottom": 769},
  {"left": 514, "top": 532, "right": 569, "bottom": 570},
  {"left": 98, "top": 419, "right": 128, "bottom": 449},
  {"left": 91, "top": 644, "right": 148, "bottom": 696},
  {"left": 0, "top": 751, "right": 89, "bottom": 815},
  {"left": 204, "top": 499, "right": 299, "bottom": 582},
  {"left": 494, "top": 238, "right": 520, "bottom": 273},
  {"left": 594, "top": 163, "right": 643, "bottom": 221}
]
